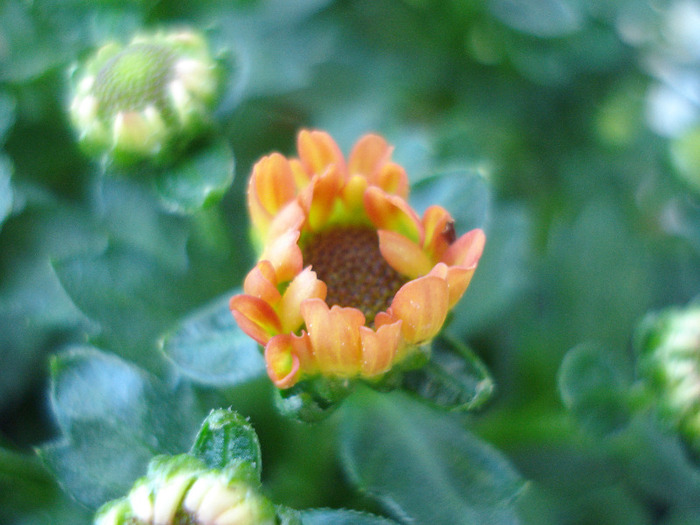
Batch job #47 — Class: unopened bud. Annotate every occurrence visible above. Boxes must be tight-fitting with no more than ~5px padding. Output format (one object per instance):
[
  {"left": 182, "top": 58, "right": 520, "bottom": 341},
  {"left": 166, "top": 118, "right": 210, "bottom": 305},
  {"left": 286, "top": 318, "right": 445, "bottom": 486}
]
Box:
[
  {"left": 69, "top": 29, "right": 220, "bottom": 166},
  {"left": 636, "top": 303, "right": 700, "bottom": 451},
  {"left": 94, "top": 455, "right": 276, "bottom": 525}
]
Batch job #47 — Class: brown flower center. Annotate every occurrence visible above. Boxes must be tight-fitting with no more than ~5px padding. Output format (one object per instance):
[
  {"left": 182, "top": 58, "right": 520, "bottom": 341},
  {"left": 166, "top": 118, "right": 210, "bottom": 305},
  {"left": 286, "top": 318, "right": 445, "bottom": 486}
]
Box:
[{"left": 302, "top": 225, "right": 407, "bottom": 323}]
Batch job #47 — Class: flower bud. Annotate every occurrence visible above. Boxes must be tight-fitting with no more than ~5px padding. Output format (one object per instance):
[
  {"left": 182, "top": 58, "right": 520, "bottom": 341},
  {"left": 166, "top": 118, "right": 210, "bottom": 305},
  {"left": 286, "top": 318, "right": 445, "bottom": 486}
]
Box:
[
  {"left": 69, "top": 29, "right": 220, "bottom": 166},
  {"left": 94, "top": 455, "right": 276, "bottom": 525},
  {"left": 230, "top": 130, "right": 486, "bottom": 394},
  {"left": 636, "top": 303, "right": 700, "bottom": 451}
]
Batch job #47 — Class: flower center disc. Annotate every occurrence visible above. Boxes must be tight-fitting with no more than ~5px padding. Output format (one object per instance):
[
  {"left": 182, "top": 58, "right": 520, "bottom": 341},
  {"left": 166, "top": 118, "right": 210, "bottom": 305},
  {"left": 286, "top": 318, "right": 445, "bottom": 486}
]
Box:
[
  {"left": 95, "top": 44, "right": 175, "bottom": 117},
  {"left": 303, "top": 226, "right": 406, "bottom": 323}
]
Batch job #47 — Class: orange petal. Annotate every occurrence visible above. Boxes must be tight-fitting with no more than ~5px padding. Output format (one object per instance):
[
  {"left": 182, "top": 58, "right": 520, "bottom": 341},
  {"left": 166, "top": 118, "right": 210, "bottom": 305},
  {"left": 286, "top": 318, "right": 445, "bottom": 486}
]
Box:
[
  {"left": 299, "top": 164, "right": 345, "bottom": 231},
  {"left": 428, "top": 262, "right": 475, "bottom": 309},
  {"left": 243, "top": 260, "right": 281, "bottom": 304},
  {"left": 348, "top": 134, "right": 392, "bottom": 178},
  {"left": 264, "top": 332, "right": 314, "bottom": 389},
  {"left": 278, "top": 267, "right": 327, "bottom": 332},
  {"left": 266, "top": 200, "right": 306, "bottom": 243},
  {"left": 377, "top": 229, "right": 433, "bottom": 279},
  {"left": 374, "top": 161, "right": 409, "bottom": 198},
  {"left": 359, "top": 320, "right": 402, "bottom": 377},
  {"left": 442, "top": 228, "right": 486, "bottom": 268},
  {"left": 249, "top": 153, "right": 297, "bottom": 216},
  {"left": 341, "top": 174, "right": 369, "bottom": 213},
  {"left": 247, "top": 193, "right": 272, "bottom": 245},
  {"left": 230, "top": 294, "right": 282, "bottom": 346},
  {"left": 421, "top": 206, "right": 454, "bottom": 262},
  {"left": 364, "top": 186, "right": 422, "bottom": 243},
  {"left": 260, "top": 229, "right": 303, "bottom": 283},
  {"left": 374, "top": 310, "right": 398, "bottom": 329},
  {"left": 301, "top": 298, "right": 364, "bottom": 376},
  {"left": 289, "top": 158, "right": 312, "bottom": 189},
  {"left": 297, "top": 129, "right": 346, "bottom": 176},
  {"left": 390, "top": 275, "right": 449, "bottom": 344}
]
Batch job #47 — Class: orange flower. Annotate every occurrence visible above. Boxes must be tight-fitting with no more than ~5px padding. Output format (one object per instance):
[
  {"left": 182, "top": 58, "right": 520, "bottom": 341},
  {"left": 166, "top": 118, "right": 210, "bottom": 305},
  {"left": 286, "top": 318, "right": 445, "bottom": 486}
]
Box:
[{"left": 230, "top": 130, "right": 486, "bottom": 389}]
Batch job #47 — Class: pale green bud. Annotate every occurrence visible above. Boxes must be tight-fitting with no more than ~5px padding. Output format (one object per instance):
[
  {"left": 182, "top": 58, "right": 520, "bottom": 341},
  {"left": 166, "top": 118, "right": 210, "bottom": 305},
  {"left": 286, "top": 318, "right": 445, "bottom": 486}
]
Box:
[
  {"left": 636, "top": 303, "right": 700, "bottom": 451},
  {"left": 94, "top": 455, "right": 276, "bottom": 525},
  {"left": 69, "top": 29, "right": 220, "bottom": 166}
]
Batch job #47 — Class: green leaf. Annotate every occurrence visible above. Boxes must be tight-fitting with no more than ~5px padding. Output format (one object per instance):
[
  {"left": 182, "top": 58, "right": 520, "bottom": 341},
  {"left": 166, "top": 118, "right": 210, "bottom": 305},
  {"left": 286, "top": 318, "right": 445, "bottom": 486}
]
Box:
[
  {"left": 90, "top": 176, "right": 190, "bottom": 272},
  {"left": 0, "top": 447, "right": 56, "bottom": 510},
  {"left": 0, "top": 447, "right": 92, "bottom": 524},
  {"left": 449, "top": 203, "right": 531, "bottom": 336},
  {"left": 662, "top": 509, "right": 700, "bottom": 525},
  {"left": 410, "top": 168, "right": 491, "bottom": 233},
  {"left": 402, "top": 334, "right": 494, "bottom": 411},
  {"left": 607, "top": 413, "right": 700, "bottom": 508},
  {"left": 299, "top": 508, "right": 400, "bottom": 525},
  {"left": 154, "top": 138, "right": 235, "bottom": 215},
  {"left": 663, "top": 196, "right": 700, "bottom": 256},
  {"left": 487, "top": 0, "right": 583, "bottom": 38},
  {"left": 558, "top": 343, "right": 633, "bottom": 436},
  {"left": 558, "top": 346, "right": 700, "bottom": 507},
  {"left": 340, "top": 388, "right": 525, "bottom": 524},
  {"left": 0, "top": 1, "right": 144, "bottom": 83},
  {"left": 209, "top": 2, "right": 336, "bottom": 99},
  {"left": 52, "top": 240, "right": 199, "bottom": 369},
  {"left": 40, "top": 346, "right": 203, "bottom": 509},
  {"left": 159, "top": 291, "right": 265, "bottom": 386},
  {"left": 0, "top": 1, "right": 75, "bottom": 82},
  {"left": 0, "top": 91, "right": 16, "bottom": 143},
  {"left": 0, "top": 201, "right": 103, "bottom": 412},
  {"left": 0, "top": 155, "right": 13, "bottom": 231},
  {"left": 190, "top": 408, "right": 263, "bottom": 475},
  {"left": 545, "top": 201, "right": 653, "bottom": 349}
]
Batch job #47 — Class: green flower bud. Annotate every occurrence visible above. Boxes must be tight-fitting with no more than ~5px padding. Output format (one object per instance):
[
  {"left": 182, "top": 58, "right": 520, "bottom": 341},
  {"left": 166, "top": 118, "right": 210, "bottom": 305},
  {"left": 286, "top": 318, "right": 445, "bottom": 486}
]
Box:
[
  {"left": 636, "top": 303, "right": 700, "bottom": 452},
  {"left": 94, "top": 455, "right": 276, "bottom": 525},
  {"left": 69, "top": 29, "right": 220, "bottom": 166}
]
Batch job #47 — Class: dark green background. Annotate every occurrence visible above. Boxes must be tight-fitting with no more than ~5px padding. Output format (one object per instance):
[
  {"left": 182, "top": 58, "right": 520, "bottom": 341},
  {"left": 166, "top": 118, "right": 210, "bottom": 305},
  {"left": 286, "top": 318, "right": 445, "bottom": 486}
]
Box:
[{"left": 2, "top": 1, "right": 700, "bottom": 524}]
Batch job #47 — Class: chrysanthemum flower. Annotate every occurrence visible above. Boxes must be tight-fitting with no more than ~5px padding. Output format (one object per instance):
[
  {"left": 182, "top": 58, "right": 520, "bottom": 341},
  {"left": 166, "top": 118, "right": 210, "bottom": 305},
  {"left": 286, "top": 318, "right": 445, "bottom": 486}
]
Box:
[
  {"left": 69, "top": 29, "right": 220, "bottom": 165},
  {"left": 230, "top": 130, "right": 486, "bottom": 389}
]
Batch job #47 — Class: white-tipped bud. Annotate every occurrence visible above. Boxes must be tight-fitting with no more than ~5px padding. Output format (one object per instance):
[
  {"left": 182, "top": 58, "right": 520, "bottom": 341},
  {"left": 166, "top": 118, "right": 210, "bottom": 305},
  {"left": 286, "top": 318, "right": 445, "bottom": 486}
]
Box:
[
  {"left": 153, "top": 474, "right": 193, "bottom": 525},
  {"left": 637, "top": 303, "right": 700, "bottom": 452},
  {"left": 69, "top": 28, "right": 220, "bottom": 166},
  {"left": 129, "top": 482, "right": 155, "bottom": 522},
  {"left": 93, "top": 455, "right": 276, "bottom": 525}
]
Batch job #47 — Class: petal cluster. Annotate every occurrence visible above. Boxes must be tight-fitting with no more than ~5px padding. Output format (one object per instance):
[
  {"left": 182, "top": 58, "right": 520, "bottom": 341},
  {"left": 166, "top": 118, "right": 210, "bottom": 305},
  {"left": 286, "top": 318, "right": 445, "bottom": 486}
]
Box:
[
  {"left": 231, "top": 130, "right": 486, "bottom": 389},
  {"left": 94, "top": 456, "right": 276, "bottom": 525},
  {"left": 69, "top": 29, "right": 219, "bottom": 165}
]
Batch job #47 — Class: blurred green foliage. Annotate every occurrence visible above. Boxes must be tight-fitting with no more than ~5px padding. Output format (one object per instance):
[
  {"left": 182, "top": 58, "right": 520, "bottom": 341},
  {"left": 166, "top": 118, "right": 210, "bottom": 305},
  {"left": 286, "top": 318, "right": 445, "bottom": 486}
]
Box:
[{"left": 2, "top": 0, "right": 700, "bottom": 524}]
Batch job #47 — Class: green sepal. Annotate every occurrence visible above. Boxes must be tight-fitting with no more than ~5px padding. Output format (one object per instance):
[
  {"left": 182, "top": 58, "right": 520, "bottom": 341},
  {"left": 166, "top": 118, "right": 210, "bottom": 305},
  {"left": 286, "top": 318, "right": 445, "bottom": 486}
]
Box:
[
  {"left": 153, "top": 136, "right": 235, "bottom": 215},
  {"left": 144, "top": 454, "right": 204, "bottom": 483},
  {"left": 400, "top": 334, "right": 495, "bottom": 411},
  {"left": 274, "top": 376, "right": 354, "bottom": 423},
  {"left": 190, "top": 409, "right": 263, "bottom": 478}
]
